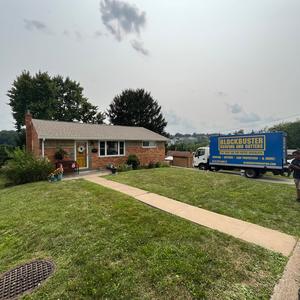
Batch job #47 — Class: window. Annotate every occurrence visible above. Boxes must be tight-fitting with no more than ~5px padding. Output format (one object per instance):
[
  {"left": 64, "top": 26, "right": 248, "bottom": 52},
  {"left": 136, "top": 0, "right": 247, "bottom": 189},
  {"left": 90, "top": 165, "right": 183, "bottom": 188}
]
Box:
[
  {"left": 99, "top": 141, "right": 105, "bottom": 156},
  {"left": 107, "top": 141, "right": 118, "bottom": 155},
  {"left": 142, "top": 141, "right": 157, "bottom": 148},
  {"left": 195, "top": 149, "right": 205, "bottom": 157},
  {"left": 119, "top": 141, "right": 124, "bottom": 155},
  {"left": 98, "top": 141, "right": 125, "bottom": 157}
]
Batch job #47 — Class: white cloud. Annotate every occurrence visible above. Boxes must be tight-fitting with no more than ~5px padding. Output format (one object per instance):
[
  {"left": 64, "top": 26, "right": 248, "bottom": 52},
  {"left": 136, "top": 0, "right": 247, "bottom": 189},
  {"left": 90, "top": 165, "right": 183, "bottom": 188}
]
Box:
[
  {"left": 99, "top": 0, "right": 149, "bottom": 55},
  {"left": 130, "top": 39, "right": 149, "bottom": 55},
  {"left": 217, "top": 91, "right": 228, "bottom": 97},
  {"left": 226, "top": 103, "right": 261, "bottom": 124},
  {"left": 165, "top": 110, "right": 197, "bottom": 134},
  {"left": 23, "top": 19, "right": 50, "bottom": 34},
  {"left": 226, "top": 103, "right": 243, "bottom": 114},
  {"left": 236, "top": 112, "right": 261, "bottom": 123},
  {"left": 100, "top": 0, "right": 146, "bottom": 41}
]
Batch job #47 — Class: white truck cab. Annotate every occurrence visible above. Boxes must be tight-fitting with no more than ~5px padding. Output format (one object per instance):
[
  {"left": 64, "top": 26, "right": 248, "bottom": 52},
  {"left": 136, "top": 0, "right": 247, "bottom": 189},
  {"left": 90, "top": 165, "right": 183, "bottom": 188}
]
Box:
[{"left": 193, "top": 147, "right": 210, "bottom": 169}]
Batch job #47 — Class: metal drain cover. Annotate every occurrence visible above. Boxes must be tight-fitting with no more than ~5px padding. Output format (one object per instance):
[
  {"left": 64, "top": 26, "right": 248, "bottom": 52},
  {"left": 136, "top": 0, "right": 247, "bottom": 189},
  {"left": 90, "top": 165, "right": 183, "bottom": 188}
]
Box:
[{"left": 0, "top": 260, "right": 54, "bottom": 300}]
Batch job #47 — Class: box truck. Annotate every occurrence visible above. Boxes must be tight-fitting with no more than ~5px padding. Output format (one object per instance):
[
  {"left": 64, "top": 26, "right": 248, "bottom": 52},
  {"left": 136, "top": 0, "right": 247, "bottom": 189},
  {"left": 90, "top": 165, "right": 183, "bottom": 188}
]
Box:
[{"left": 193, "top": 132, "right": 288, "bottom": 178}]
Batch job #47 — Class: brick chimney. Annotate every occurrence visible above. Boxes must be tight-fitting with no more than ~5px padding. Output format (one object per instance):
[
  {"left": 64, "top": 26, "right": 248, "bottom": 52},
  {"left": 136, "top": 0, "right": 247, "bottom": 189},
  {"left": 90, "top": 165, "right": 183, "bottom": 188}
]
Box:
[
  {"left": 25, "top": 110, "right": 33, "bottom": 153},
  {"left": 25, "top": 110, "right": 32, "bottom": 126}
]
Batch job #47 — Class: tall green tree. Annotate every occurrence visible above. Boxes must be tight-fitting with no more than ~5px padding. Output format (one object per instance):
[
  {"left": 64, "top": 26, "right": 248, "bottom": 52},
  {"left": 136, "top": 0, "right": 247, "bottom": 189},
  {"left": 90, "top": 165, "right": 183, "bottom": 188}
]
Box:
[
  {"left": 269, "top": 120, "right": 300, "bottom": 149},
  {"left": 107, "top": 89, "right": 167, "bottom": 135},
  {"left": 52, "top": 76, "right": 104, "bottom": 123},
  {"left": 8, "top": 71, "right": 105, "bottom": 131}
]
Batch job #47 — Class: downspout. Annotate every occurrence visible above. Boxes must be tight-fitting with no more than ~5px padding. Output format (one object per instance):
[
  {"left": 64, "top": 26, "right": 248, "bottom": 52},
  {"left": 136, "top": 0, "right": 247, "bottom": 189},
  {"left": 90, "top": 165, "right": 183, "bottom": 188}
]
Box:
[{"left": 42, "top": 138, "right": 45, "bottom": 158}]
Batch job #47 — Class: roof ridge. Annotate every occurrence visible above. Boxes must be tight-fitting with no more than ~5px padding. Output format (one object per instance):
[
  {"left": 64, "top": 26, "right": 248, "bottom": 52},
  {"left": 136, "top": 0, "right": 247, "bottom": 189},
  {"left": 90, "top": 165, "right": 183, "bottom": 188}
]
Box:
[
  {"left": 31, "top": 118, "right": 169, "bottom": 141},
  {"left": 32, "top": 118, "right": 146, "bottom": 129}
]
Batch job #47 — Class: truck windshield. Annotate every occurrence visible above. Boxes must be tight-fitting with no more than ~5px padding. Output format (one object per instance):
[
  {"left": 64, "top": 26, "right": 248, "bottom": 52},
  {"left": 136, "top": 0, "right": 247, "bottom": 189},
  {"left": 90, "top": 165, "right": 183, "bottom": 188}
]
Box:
[{"left": 196, "top": 149, "right": 205, "bottom": 157}]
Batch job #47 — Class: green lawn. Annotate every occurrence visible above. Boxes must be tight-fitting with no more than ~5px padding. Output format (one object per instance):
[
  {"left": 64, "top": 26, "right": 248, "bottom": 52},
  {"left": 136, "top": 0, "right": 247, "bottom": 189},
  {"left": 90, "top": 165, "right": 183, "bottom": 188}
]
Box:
[
  {"left": 0, "top": 175, "right": 7, "bottom": 189},
  {"left": 0, "top": 179, "right": 286, "bottom": 299},
  {"left": 108, "top": 167, "right": 300, "bottom": 236}
]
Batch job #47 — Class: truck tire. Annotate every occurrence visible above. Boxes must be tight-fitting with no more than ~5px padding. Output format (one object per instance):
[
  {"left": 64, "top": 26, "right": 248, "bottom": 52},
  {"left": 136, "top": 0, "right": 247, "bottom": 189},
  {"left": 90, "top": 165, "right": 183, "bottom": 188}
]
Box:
[
  {"left": 199, "top": 163, "right": 210, "bottom": 170},
  {"left": 272, "top": 170, "right": 281, "bottom": 176},
  {"left": 244, "top": 169, "right": 258, "bottom": 178},
  {"left": 198, "top": 163, "right": 205, "bottom": 170}
]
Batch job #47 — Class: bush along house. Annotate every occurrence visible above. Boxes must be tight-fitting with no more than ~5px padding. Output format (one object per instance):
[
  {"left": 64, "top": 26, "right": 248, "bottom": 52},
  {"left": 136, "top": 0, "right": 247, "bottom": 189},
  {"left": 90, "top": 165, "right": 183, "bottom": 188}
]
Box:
[{"left": 25, "top": 112, "right": 168, "bottom": 170}]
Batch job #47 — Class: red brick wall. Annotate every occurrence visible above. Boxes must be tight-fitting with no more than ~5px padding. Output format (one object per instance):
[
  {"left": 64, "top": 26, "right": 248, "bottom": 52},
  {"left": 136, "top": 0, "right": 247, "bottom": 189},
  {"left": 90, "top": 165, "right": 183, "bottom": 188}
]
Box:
[
  {"left": 44, "top": 140, "right": 75, "bottom": 163},
  {"left": 25, "top": 112, "right": 39, "bottom": 156},
  {"left": 39, "top": 138, "right": 166, "bottom": 169},
  {"left": 91, "top": 141, "right": 166, "bottom": 169}
]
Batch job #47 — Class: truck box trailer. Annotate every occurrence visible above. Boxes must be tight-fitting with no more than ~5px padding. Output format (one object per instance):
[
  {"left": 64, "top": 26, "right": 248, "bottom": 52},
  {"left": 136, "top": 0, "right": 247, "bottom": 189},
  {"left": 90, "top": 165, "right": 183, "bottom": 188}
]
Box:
[{"left": 193, "top": 132, "right": 288, "bottom": 178}]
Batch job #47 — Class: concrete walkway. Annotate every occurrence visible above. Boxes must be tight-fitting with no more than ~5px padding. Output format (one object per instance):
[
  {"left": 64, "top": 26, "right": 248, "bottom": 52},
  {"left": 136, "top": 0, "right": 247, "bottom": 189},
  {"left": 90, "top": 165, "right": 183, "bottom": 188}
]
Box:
[
  {"left": 84, "top": 175, "right": 297, "bottom": 257},
  {"left": 271, "top": 241, "right": 300, "bottom": 300},
  {"left": 64, "top": 170, "right": 111, "bottom": 180}
]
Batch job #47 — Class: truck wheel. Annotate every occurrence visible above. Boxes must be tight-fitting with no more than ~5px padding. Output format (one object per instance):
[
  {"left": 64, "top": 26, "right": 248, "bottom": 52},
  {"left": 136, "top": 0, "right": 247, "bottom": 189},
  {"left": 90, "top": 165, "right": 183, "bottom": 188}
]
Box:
[
  {"left": 244, "top": 169, "right": 258, "bottom": 178},
  {"left": 198, "top": 164, "right": 207, "bottom": 170},
  {"left": 198, "top": 164, "right": 209, "bottom": 171}
]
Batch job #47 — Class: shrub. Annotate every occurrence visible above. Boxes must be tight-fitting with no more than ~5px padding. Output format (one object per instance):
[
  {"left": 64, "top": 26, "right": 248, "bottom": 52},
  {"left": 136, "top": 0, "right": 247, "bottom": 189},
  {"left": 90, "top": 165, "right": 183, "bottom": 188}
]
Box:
[
  {"left": 148, "top": 161, "right": 170, "bottom": 169},
  {"left": 0, "top": 145, "right": 14, "bottom": 167},
  {"left": 117, "top": 164, "right": 132, "bottom": 172},
  {"left": 148, "top": 161, "right": 156, "bottom": 169},
  {"left": 160, "top": 161, "right": 170, "bottom": 168},
  {"left": 127, "top": 154, "right": 140, "bottom": 170},
  {"left": 54, "top": 148, "right": 68, "bottom": 160},
  {"left": 2, "top": 148, "right": 54, "bottom": 185}
]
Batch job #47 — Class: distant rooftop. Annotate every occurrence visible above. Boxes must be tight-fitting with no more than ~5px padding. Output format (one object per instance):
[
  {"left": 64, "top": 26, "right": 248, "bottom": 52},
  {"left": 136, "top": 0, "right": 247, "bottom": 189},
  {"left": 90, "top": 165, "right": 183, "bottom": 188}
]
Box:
[
  {"left": 167, "top": 151, "right": 193, "bottom": 157},
  {"left": 32, "top": 119, "right": 169, "bottom": 142}
]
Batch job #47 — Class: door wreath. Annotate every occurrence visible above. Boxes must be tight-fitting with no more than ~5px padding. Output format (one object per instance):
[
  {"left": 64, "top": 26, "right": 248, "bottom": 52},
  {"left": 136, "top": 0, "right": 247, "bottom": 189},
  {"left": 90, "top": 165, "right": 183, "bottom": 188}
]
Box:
[{"left": 78, "top": 145, "right": 85, "bottom": 153}]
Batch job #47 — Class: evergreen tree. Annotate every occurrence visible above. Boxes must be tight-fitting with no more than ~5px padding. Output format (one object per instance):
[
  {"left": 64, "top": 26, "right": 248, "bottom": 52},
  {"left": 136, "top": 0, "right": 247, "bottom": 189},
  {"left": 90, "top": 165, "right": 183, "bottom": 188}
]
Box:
[{"left": 107, "top": 89, "right": 167, "bottom": 135}]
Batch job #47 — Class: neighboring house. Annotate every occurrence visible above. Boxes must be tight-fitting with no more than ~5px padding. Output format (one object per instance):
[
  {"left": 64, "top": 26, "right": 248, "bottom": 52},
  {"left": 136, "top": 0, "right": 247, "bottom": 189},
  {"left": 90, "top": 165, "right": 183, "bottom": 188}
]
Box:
[
  {"left": 166, "top": 151, "right": 194, "bottom": 168},
  {"left": 25, "top": 112, "right": 168, "bottom": 169}
]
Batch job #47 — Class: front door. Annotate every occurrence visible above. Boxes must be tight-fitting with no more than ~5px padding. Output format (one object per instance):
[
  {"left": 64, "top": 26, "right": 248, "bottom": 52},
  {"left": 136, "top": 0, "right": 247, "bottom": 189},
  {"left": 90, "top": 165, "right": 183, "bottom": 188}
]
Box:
[{"left": 76, "top": 141, "right": 88, "bottom": 168}]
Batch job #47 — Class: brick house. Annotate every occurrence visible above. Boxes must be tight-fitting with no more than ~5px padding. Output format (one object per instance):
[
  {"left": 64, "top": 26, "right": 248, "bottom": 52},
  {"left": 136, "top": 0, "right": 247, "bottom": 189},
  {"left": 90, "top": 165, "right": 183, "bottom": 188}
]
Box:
[{"left": 25, "top": 112, "right": 168, "bottom": 169}]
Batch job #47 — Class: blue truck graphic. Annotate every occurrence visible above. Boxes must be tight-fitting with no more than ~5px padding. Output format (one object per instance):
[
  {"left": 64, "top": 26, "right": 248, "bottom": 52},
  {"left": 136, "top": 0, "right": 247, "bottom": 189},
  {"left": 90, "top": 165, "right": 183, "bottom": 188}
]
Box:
[{"left": 193, "top": 132, "right": 288, "bottom": 178}]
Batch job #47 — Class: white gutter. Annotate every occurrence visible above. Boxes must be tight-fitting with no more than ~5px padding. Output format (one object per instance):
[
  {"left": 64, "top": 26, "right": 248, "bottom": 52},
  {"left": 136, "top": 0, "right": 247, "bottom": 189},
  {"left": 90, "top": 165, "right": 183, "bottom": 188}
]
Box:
[{"left": 42, "top": 138, "right": 45, "bottom": 157}]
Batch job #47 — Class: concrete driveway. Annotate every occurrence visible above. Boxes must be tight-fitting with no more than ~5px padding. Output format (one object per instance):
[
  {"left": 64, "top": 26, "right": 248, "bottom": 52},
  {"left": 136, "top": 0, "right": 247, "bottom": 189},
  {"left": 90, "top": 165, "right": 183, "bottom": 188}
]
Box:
[
  {"left": 173, "top": 166, "right": 295, "bottom": 185},
  {"left": 218, "top": 170, "right": 294, "bottom": 185}
]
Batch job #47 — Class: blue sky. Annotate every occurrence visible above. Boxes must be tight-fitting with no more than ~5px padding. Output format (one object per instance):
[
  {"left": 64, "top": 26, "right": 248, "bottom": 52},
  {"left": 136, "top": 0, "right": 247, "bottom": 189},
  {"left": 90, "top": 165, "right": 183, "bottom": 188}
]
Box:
[{"left": 1, "top": 0, "right": 300, "bottom": 133}]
